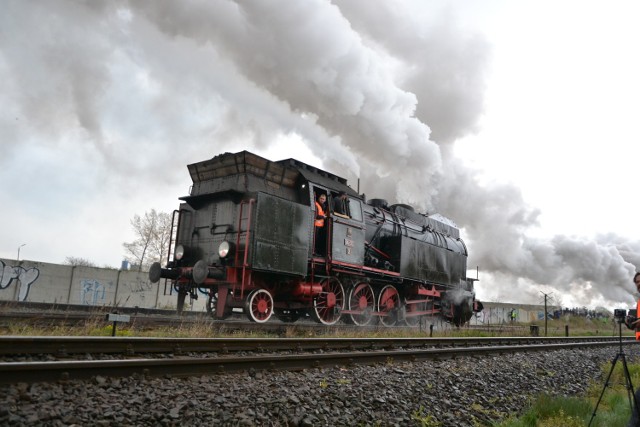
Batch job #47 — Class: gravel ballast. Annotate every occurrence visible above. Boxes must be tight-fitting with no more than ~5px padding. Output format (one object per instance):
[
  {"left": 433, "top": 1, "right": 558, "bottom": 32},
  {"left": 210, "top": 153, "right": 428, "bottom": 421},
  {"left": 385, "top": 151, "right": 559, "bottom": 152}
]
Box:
[{"left": 1, "top": 345, "right": 639, "bottom": 426}]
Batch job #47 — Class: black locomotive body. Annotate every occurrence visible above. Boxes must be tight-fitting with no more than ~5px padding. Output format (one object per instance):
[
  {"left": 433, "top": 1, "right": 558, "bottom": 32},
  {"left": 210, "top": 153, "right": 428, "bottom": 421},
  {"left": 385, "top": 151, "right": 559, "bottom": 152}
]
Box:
[{"left": 149, "top": 151, "right": 480, "bottom": 326}]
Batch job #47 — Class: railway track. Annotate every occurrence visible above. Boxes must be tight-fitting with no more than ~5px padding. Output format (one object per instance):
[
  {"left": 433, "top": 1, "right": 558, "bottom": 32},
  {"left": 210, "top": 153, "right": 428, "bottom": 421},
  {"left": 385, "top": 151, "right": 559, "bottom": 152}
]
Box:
[
  {"left": 1, "top": 336, "right": 637, "bottom": 385},
  {"left": 1, "top": 301, "right": 450, "bottom": 334},
  {"left": 0, "top": 335, "right": 629, "bottom": 357},
  {"left": 0, "top": 310, "right": 447, "bottom": 336},
  {"left": 0, "top": 301, "right": 211, "bottom": 323},
  {"left": 0, "top": 302, "right": 621, "bottom": 338}
]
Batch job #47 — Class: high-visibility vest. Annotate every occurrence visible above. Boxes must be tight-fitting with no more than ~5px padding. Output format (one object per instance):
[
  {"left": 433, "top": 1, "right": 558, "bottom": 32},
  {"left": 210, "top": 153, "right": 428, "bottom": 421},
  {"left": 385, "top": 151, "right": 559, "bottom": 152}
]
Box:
[
  {"left": 636, "top": 300, "right": 640, "bottom": 341},
  {"left": 315, "top": 201, "right": 325, "bottom": 227}
]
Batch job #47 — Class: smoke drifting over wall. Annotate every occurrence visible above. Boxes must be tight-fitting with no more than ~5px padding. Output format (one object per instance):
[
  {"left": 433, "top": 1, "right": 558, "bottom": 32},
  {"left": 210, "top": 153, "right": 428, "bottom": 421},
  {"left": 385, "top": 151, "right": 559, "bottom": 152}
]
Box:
[{"left": 1, "top": 1, "right": 637, "bottom": 306}]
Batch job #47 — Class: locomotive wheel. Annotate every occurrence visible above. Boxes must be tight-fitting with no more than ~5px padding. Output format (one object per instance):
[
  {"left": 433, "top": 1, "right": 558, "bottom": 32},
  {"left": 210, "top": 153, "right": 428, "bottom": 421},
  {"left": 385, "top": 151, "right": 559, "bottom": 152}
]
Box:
[
  {"left": 404, "top": 287, "right": 428, "bottom": 327},
  {"left": 310, "top": 278, "right": 345, "bottom": 325},
  {"left": 244, "top": 289, "right": 274, "bottom": 323},
  {"left": 404, "top": 300, "right": 426, "bottom": 327},
  {"left": 377, "top": 285, "right": 400, "bottom": 327},
  {"left": 206, "top": 291, "right": 232, "bottom": 320},
  {"left": 347, "top": 282, "right": 375, "bottom": 326}
]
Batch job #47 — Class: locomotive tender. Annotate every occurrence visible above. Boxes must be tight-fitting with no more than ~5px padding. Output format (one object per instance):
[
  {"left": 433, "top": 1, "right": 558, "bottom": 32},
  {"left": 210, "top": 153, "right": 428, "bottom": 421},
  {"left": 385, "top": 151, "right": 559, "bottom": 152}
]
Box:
[{"left": 149, "top": 151, "right": 480, "bottom": 326}]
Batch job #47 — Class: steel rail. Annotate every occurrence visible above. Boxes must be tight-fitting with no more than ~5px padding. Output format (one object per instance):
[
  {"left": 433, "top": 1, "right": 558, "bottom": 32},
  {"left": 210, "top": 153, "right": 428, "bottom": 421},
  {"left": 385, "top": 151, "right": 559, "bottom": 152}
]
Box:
[
  {"left": 0, "top": 302, "right": 620, "bottom": 336},
  {"left": 0, "top": 310, "right": 446, "bottom": 334},
  {"left": 0, "top": 300, "right": 197, "bottom": 316},
  {"left": 0, "top": 340, "right": 636, "bottom": 385},
  {"left": 0, "top": 311, "right": 208, "bottom": 327},
  {"left": 0, "top": 335, "right": 633, "bottom": 357}
]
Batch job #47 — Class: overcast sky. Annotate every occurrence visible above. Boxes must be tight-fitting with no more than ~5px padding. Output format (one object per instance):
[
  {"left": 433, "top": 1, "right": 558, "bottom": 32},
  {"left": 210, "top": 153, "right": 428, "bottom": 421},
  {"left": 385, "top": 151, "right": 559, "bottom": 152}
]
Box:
[{"left": 2, "top": 1, "right": 639, "bottom": 309}]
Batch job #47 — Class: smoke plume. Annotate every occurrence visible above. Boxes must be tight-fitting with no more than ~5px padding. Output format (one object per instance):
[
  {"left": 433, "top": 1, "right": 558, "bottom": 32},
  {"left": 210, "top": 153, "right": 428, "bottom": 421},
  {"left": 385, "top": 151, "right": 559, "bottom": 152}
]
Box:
[{"left": 1, "top": 0, "right": 638, "bottom": 307}]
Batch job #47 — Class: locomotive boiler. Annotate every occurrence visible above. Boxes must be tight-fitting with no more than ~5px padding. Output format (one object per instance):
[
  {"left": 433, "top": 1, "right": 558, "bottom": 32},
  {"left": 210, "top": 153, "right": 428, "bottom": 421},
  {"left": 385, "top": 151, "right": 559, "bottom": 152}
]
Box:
[{"left": 149, "top": 151, "right": 480, "bottom": 326}]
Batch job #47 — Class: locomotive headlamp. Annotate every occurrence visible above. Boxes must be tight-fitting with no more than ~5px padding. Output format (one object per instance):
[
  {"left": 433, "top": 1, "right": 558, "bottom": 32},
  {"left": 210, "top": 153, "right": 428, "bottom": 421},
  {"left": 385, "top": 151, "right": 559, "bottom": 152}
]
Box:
[
  {"left": 218, "top": 241, "right": 234, "bottom": 259},
  {"left": 175, "top": 244, "right": 186, "bottom": 261}
]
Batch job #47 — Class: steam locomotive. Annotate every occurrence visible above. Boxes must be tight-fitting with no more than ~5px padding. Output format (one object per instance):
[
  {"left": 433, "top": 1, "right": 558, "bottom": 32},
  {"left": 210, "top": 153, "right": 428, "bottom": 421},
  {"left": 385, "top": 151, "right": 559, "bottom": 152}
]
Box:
[{"left": 149, "top": 151, "right": 480, "bottom": 326}]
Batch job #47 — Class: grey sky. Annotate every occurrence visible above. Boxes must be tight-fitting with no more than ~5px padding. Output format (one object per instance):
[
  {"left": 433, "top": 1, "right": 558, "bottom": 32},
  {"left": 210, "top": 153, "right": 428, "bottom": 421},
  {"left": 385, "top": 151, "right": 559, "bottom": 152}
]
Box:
[{"left": 2, "top": 0, "right": 639, "bottom": 309}]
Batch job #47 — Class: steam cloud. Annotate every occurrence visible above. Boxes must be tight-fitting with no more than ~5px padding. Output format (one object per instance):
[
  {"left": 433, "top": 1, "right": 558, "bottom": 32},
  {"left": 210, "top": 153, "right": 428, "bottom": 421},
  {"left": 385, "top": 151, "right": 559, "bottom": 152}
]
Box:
[{"left": 1, "top": 1, "right": 638, "bottom": 307}]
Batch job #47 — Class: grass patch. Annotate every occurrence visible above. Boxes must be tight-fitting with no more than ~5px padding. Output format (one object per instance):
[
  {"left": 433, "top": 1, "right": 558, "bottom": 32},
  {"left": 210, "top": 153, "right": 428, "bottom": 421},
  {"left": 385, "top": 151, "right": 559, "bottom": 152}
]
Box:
[
  {"left": 495, "top": 359, "right": 640, "bottom": 427},
  {"left": 0, "top": 312, "right": 630, "bottom": 339}
]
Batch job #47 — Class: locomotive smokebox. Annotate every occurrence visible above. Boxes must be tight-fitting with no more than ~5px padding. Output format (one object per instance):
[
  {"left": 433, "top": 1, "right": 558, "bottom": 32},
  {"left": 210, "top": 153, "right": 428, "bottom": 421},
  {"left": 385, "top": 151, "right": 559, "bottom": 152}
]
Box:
[{"left": 441, "top": 287, "right": 475, "bottom": 326}]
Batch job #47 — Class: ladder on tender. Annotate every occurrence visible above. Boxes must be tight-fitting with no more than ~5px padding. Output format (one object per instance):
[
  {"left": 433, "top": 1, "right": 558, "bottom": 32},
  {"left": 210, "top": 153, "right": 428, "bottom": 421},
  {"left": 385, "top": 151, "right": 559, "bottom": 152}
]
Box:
[
  {"left": 164, "top": 209, "right": 182, "bottom": 296},
  {"left": 233, "top": 199, "right": 255, "bottom": 298},
  {"left": 167, "top": 209, "right": 181, "bottom": 266}
]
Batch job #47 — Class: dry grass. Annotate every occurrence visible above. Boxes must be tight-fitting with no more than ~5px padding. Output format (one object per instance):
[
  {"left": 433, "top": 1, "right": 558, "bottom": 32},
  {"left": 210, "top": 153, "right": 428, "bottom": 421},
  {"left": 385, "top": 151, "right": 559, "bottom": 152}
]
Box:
[{"left": 0, "top": 309, "right": 623, "bottom": 338}]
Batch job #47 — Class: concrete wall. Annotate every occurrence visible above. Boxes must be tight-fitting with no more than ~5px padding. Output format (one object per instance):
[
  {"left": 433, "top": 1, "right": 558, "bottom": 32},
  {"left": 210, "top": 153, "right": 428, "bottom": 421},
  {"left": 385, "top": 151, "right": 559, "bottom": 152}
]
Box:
[
  {"left": 0, "top": 258, "right": 207, "bottom": 311},
  {"left": 470, "top": 301, "right": 561, "bottom": 325},
  {"left": 0, "top": 257, "right": 585, "bottom": 321}
]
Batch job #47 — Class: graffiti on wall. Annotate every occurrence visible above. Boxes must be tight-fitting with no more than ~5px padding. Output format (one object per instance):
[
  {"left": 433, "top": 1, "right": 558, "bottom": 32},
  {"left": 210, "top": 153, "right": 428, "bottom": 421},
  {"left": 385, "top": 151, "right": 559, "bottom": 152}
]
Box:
[
  {"left": 125, "top": 279, "right": 153, "bottom": 294},
  {"left": 119, "top": 279, "right": 154, "bottom": 303},
  {"left": 80, "top": 279, "right": 112, "bottom": 305},
  {"left": 0, "top": 260, "right": 40, "bottom": 302},
  {"left": 471, "top": 307, "right": 518, "bottom": 325}
]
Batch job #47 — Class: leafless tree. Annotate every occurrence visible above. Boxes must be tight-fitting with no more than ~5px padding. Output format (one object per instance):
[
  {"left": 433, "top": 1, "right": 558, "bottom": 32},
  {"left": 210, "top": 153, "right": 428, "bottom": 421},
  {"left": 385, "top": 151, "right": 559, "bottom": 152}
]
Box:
[
  {"left": 123, "top": 209, "right": 172, "bottom": 271},
  {"left": 64, "top": 256, "right": 97, "bottom": 267},
  {"left": 547, "top": 293, "right": 563, "bottom": 312}
]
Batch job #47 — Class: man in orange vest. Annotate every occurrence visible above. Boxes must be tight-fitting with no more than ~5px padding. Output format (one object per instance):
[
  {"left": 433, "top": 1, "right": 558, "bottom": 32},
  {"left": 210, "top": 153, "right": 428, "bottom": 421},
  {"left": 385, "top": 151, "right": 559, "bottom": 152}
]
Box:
[
  {"left": 634, "top": 272, "right": 640, "bottom": 341},
  {"left": 621, "top": 273, "right": 640, "bottom": 427},
  {"left": 314, "top": 194, "right": 328, "bottom": 255},
  {"left": 625, "top": 272, "right": 640, "bottom": 341},
  {"left": 627, "top": 272, "right": 640, "bottom": 427}
]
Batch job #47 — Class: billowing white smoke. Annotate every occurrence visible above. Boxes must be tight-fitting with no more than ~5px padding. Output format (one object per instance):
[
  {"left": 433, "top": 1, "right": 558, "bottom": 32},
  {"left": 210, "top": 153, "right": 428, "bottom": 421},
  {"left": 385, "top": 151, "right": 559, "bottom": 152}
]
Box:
[
  {"left": 434, "top": 154, "right": 637, "bottom": 306},
  {"left": 2, "top": 1, "right": 638, "bottom": 306},
  {"left": 127, "top": 0, "right": 443, "bottom": 204}
]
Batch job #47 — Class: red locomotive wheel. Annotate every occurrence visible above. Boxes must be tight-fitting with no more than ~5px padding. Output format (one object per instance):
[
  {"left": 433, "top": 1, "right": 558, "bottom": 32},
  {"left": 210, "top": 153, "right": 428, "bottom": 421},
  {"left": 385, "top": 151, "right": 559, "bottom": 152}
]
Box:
[
  {"left": 377, "top": 285, "right": 400, "bottom": 327},
  {"left": 404, "top": 286, "right": 428, "bottom": 327},
  {"left": 310, "top": 278, "right": 345, "bottom": 325},
  {"left": 347, "top": 282, "right": 375, "bottom": 326},
  {"left": 404, "top": 300, "right": 428, "bottom": 327},
  {"left": 244, "top": 289, "right": 274, "bottom": 323}
]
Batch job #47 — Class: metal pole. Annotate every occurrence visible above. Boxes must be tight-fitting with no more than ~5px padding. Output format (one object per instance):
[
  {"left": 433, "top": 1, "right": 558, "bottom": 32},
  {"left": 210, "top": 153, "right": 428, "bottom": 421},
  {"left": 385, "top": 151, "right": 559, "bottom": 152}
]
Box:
[
  {"left": 540, "top": 290, "right": 552, "bottom": 337},
  {"left": 544, "top": 295, "right": 548, "bottom": 336},
  {"left": 17, "top": 243, "right": 26, "bottom": 261}
]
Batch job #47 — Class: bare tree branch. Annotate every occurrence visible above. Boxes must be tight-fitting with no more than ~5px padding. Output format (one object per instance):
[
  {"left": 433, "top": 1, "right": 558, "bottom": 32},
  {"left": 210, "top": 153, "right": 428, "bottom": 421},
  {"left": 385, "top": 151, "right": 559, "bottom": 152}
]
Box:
[
  {"left": 123, "top": 209, "right": 172, "bottom": 271},
  {"left": 64, "top": 256, "right": 97, "bottom": 267}
]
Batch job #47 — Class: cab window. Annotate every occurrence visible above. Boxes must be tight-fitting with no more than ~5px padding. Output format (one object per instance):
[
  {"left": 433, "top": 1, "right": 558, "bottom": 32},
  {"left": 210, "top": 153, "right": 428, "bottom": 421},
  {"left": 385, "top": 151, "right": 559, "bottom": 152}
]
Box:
[{"left": 348, "top": 199, "right": 363, "bottom": 222}]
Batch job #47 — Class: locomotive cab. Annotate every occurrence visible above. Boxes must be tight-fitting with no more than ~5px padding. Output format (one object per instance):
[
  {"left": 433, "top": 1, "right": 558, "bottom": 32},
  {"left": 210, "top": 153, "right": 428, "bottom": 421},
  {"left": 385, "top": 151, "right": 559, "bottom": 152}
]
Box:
[
  {"left": 328, "top": 192, "right": 365, "bottom": 265},
  {"left": 310, "top": 185, "right": 365, "bottom": 265}
]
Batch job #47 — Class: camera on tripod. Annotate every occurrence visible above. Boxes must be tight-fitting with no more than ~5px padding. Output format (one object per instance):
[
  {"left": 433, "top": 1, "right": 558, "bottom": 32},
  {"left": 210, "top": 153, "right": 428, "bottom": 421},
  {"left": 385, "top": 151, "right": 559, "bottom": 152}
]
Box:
[
  {"left": 590, "top": 307, "right": 640, "bottom": 425},
  {"left": 614, "top": 308, "right": 637, "bottom": 327}
]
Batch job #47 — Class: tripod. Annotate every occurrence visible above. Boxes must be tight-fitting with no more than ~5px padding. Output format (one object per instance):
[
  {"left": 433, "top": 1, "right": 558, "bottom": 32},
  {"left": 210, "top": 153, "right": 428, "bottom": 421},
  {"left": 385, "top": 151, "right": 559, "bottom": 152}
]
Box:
[{"left": 589, "top": 320, "right": 639, "bottom": 426}]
